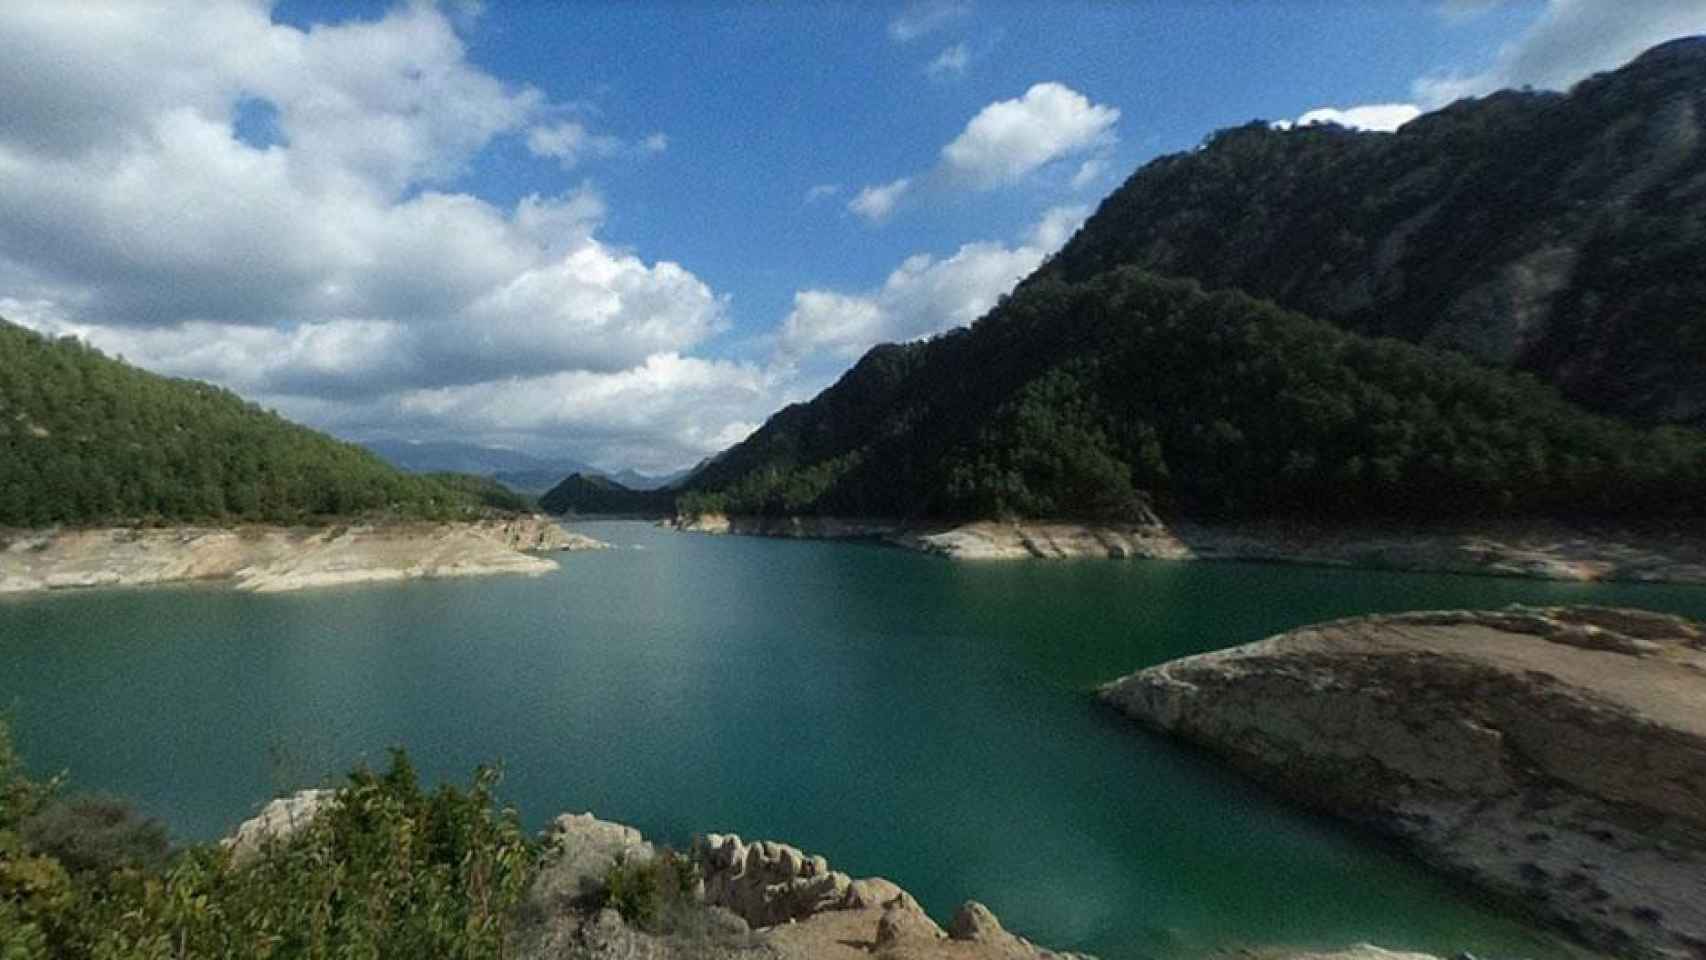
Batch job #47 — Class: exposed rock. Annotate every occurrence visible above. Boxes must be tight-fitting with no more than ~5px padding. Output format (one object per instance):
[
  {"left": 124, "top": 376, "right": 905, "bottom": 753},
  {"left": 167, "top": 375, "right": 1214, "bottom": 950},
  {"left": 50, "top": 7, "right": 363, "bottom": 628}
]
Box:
[
  {"left": 0, "top": 514, "right": 610, "bottom": 595},
  {"left": 516, "top": 814, "right": 1088, "bottom": 960},
  {"left": 530, "top": 812, "right": 657, "bottom": 911},
  {"left": 695, "top": 832, "right": 859, "bottom": 927},
  {"left": 222, "top": 788, "right": 334, "bottom": 866},
  {"left": 672, "top": 514, "right": 1706, "bottom": 585},
  {"left": 1100, "top": 605, "right": 1706, "bottom": 960}
]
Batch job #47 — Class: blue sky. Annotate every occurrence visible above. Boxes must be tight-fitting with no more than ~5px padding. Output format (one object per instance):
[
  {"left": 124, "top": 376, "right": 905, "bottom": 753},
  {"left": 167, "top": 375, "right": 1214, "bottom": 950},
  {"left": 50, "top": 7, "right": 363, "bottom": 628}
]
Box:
[{"left": 2, "top": 1, "right": 1701, "bottom": 472}]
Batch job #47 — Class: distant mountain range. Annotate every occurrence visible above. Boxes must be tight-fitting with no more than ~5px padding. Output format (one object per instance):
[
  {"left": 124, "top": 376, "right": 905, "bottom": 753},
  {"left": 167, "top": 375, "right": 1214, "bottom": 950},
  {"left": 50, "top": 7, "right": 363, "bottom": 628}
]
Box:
[
  {"left": 679, "top": 39, "right": 1706, "bottom": 527},
  {"left": 358, "top": 439, "right": 691, "bottom": 494}
]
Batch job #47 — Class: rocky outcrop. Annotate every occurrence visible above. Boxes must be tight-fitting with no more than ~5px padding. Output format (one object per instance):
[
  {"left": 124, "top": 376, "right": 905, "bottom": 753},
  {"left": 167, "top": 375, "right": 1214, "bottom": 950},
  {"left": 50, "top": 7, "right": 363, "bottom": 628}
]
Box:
[
  {"left": 0, "top": 514, "right": 608, "bottom": 595},
  {"left": 222, "top": 788, "right": 335, "bottom": 866},
  {"left": 529, "top": 812, "right": 659, "bottom": 913},
  {"left": 1100, "top": 606, "right": 1706, "bottom": 960},
  {"left": 522, "top": 814, "right": 1090, "bottom": 960}
]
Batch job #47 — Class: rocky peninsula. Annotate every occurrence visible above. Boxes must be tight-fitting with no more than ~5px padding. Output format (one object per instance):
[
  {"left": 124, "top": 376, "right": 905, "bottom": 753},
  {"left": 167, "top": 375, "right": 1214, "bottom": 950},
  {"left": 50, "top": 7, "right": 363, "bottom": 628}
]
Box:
[
  {"left": 0, "top": 513, "right": 607, "bottom": 595},
  {"left": 1100, "top": 606, "right": 1706, "bottom": 960},
  {"left": 672, "top": 513, "right": 1706, "bottom": 585}
]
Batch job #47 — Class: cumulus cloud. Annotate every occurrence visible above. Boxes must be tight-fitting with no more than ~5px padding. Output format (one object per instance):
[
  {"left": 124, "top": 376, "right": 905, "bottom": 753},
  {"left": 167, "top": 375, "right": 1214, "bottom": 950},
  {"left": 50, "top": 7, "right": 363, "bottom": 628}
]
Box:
[
  {"left": 1284, "top": 103, "right": 1422, "bottom": 132},
  {"left": 1416, "top": 0, "right": 1706, "bottom": 106},
  {"left": 847, "top": 178, "right": 913, "bottom": 224},
  {"left": 926, "top": 43, "right": 970, "bottom": 79},
  {"left": 846, "top": 83, "right": 1117, "bottom": 225},
  {"left": 779, "top": 205, "right": 1086, "bottom": 363},
  {"left": 0, "top": 2, "right": 744, "bottom": 470},
  {"left": 939, "top": 83, "right": 1120, "bottom": 188},
  {"left": 889, "top": 0, "right": 971, "bottom": 43},
  {"left": 387, "top": 354, "right": 774, "bottom": 474}
]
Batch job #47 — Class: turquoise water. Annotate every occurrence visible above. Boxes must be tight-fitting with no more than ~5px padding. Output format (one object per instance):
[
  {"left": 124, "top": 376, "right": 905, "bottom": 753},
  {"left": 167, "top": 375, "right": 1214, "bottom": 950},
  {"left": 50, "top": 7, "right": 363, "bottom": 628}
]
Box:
[{"left": 4, "top": 521, "right": 1705, "bottom": 959}]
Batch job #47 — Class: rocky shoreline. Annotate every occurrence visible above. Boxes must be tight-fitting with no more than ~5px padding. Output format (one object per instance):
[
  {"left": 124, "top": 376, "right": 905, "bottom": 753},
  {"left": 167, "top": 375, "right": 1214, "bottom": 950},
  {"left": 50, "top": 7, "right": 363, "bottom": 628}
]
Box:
[
  {"left": 0, "top": 513, "right": 608, "bottom": 595},
  {"left": 670, "top": 513, "right": 1706, "bottom": 584},
  {"left": 1100, "top": 606, "right": 1706, "bottom": 960},
  {"left": 229, "top": 800, "right": 1090, "bottom": 960}
]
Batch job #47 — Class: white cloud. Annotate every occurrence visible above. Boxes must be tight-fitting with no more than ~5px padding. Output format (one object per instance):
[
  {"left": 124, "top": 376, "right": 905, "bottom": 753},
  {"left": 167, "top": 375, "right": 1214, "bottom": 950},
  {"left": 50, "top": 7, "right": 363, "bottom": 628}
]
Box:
[
  {"left": 1417, "top": 0, "right": 1706, "bottom": 106},
  {"left": 889, "top": 1, "right": 971, "bottom": 43},
  {"left": 940, "top": 83, "right": 1119, "bottom": 189},
  {"left": 526, "top": 121, "right": 622, "bottom": 169},
  {"left": 640, "top": 132, "right": 669, "bottom": 153},
  {"left": 1287, "top": 103, "right": 1422, "bottom": 132},
  {"left": 804, "top": 183, "right": 841, "bottom": 204},
  {"left": 0, "top": 2, "right": 743, "bottom": 470},
  {"left": 389, "top": 354, "right": 774, "bottom": 474},
  {"left": 844, "top": 83, "right": 1118, "bottom": 226},
  {"left": 847, "top": 178, "right": 913, "bottom": 224},
  {"left": 779, "top": 205, "right": 1086, "bottom": 363},
  {"left": 926, "top": 43, "right": 970, "bottom": 79},
  {"left": 1069, "top": 155, "right": 1106, "bottom": 189},
  {"left": 1027, "top": 204, "right": 1089, "bottom": 252}
]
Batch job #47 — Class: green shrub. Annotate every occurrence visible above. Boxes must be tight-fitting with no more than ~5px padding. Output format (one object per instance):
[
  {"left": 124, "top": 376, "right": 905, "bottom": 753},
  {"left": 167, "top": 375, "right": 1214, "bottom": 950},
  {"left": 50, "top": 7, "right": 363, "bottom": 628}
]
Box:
[
  {"left": 601, "top": 849, "right": 701, "bottom": 933},
  {"left": 19, "top": 795, "right": 170, "bottom": 878},
  {"left": 0, "top": 721, "right": 540, "bottom": 960}
]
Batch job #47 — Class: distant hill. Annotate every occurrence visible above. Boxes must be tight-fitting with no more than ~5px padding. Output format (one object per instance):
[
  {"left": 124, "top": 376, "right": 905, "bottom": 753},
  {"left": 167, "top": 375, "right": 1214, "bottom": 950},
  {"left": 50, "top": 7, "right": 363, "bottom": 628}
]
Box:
[
  {"left": 361, "top": 439, "right": 687, "bottom": 494},
  {"left": 1042, "top": 36, "right": 1706, "bottom": 426},
  {"left": 0, "top": 321, "right": 487, "bottom": 526},
  {"left": 682, "top": 270, "right": 1706, "bottom": 525},
  {"left": 538, "top": 473, "right": 674, "bottom": 517}
]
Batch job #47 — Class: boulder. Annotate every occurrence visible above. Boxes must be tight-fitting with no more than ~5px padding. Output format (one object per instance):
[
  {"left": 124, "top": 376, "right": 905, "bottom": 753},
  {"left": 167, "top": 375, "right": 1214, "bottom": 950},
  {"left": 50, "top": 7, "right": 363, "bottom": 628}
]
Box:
[{"left": 222, "top": 788, "right": 334, "bottom": 866}]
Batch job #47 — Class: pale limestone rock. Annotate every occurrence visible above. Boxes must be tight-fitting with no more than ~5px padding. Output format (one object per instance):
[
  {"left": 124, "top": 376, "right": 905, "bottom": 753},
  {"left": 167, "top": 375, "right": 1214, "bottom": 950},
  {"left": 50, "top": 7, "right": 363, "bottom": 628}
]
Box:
[
  {"left": 1101, "top": 605, "right": 1706, "bottom": 960},
  {"left": 0, "top": 515, "right": 609, "bottom": 595},
  {"left": 874, "top": 894, "right": 946, "bottom": 948},
  {"left": 662, "top": 512, "right": 1706, "bottom": 585},
  {"left": 531, "top": 811, "right": 656, "bottom": 909},
  {"left": 222, "top": 788, "right": 334, "bottom": 866}
]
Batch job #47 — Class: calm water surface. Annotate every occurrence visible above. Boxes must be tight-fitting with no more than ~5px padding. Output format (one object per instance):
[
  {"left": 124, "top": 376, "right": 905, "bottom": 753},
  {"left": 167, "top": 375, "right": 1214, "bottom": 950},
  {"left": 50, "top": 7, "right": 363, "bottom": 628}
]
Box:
[{"left": 5, "top": 521, "right": 1705, "bottom": 959}]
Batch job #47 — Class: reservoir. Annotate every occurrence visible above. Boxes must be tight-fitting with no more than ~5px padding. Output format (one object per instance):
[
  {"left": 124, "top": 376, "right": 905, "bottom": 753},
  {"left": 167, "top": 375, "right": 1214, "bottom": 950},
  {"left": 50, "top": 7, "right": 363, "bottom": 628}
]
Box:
[{"left": 5, "top": 520, "right": 1703, "bottom": 959}]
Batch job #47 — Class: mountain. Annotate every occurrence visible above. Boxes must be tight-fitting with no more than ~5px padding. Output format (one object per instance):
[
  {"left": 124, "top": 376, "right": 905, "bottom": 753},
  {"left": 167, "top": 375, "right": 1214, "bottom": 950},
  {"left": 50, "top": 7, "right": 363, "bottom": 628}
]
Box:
[
  {"left": 682, "top": 40, "right": 1706, "bottom": 528},
  {"left": 538, "top": 473, "right": 674, "bottom": 517},
  {"left": 361, "top": 440, "right": 685, "bottom": 494},
  {"left": 683, "top": 268, "right": 1706, "bottom": 525},
  {"left": 1041, "top": 36, "right": 1706, "bottom": 426},
  {"left": 0, "top": 321, "right": 486, "bottom": 526}
]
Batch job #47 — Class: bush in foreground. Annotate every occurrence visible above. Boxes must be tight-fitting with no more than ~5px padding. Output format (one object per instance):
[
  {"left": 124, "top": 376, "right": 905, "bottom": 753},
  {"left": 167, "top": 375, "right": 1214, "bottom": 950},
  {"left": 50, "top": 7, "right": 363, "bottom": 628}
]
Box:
[{"left": 0, "top": 722, "right": 537, "bottom": 959}]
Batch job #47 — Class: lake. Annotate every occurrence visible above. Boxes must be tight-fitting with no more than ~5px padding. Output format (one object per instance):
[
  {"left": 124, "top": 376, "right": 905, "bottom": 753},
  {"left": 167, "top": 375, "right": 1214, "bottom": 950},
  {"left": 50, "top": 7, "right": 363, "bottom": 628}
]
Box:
[{"left": 5, "top": 521, "right": 1704, "bottom": 959}]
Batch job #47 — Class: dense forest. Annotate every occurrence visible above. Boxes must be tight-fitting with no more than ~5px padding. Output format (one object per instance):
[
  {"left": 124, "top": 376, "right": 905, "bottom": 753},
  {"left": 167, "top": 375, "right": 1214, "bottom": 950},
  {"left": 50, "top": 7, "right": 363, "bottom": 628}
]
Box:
[
  {"left": 0, "top": 321, "right": 494, "bottom": 527},
  {"left": 1041, "top": 36, "right": 1706, "bottom": 426},
  {"left": 539, "top": 473, "right": 674, "bottom": 517},
  {"left": 681, "top": 270, "right": 1706, "bottom": 525}
]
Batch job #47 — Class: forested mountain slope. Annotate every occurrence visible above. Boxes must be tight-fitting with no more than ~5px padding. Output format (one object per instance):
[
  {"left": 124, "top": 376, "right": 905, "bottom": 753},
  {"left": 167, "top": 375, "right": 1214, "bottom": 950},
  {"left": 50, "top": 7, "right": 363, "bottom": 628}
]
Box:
[
  {"left": 682, "top": 270, "right": 1706, "bottom": 525},
  {"left": 683, "top": 40, "right": 1706, "bottom": 528},
  {"left": 1042, "top": 37, "right": 1706, "bottom": 426},
  {"left": 0, "top": 321, "right": 483, "bottom": 526}
]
